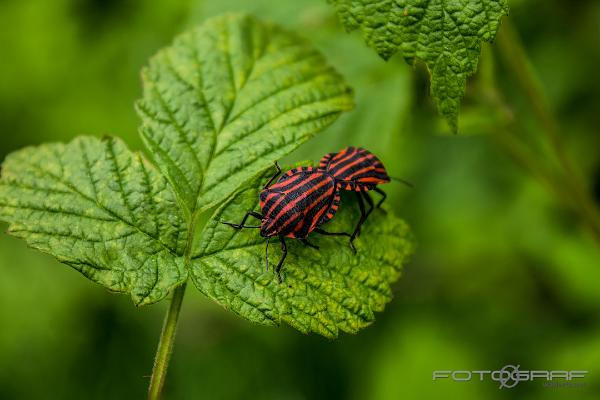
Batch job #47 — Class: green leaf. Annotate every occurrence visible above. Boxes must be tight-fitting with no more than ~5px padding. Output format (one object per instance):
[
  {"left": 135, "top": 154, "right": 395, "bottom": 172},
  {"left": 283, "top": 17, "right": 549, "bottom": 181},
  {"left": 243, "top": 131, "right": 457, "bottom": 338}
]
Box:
[
  {"left": 0, "top": 14, "right": 355, "bottom": 313},
  {"left": 0, "top": 136, "right": 187, "bottom": 306},
  {"left": 136, "top": 13, "right": 354, "bottom": 215},
  {"left": 189, "top": 168, "right": 414, "bottom": 338},
  {"left": 0, "top": 14, "right": 410, "bottom": 338},
  {"left": 327, "top": 0, "right": 509, "bottom": 132}
]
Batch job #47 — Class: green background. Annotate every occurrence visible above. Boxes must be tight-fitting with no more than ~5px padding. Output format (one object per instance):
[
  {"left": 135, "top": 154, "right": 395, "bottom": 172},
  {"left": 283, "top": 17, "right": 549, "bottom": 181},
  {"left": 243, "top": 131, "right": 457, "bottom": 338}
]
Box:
[{"left": 1, "top": 0, "right": 599, "bottom": 398}]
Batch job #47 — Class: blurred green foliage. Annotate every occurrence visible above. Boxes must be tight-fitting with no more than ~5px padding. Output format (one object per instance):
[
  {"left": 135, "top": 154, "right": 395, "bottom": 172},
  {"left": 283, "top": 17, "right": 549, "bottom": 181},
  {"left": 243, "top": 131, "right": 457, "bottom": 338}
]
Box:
[{"left": 1, "top": 0, "right": 599, "bottom": 399}]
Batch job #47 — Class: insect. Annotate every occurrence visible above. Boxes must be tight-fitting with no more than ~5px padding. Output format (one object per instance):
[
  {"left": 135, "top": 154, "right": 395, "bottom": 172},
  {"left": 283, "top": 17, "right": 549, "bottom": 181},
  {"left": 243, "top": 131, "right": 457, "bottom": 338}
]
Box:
[
  {"left": 319, "top": 146, "right": 410, "bottom": 246},
  {"left": 221, "top": 162, "right": 351, "bottom": 283}
]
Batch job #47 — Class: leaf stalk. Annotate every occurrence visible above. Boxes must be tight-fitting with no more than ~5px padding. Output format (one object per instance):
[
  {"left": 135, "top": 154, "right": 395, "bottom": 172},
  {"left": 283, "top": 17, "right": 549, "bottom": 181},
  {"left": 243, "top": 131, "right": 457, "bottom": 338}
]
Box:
[{"left": 147, "top": 282, "right": 187, "bottom": 400}]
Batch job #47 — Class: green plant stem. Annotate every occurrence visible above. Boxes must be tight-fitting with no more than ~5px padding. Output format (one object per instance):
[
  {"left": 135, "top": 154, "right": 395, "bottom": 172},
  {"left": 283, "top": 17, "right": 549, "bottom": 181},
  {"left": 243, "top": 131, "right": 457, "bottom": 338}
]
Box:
[
  {"left": 490, "top": 130, "right": 563, "bottom": 200},
  {"left": 496, "top": 19, "right": 600, "bottom": 245},
  {"left": 148, "top": 283, "right": 187, "bottom": 400},
  {"left": 480, "top": 79, "right": 597, "bottom": 243}
]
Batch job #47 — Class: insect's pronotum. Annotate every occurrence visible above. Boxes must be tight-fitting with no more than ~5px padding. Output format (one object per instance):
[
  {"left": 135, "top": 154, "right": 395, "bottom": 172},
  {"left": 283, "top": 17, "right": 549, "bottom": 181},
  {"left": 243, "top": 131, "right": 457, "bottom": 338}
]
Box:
[{"left": 221, "top": 162, "right": 351, "bottom": 283}]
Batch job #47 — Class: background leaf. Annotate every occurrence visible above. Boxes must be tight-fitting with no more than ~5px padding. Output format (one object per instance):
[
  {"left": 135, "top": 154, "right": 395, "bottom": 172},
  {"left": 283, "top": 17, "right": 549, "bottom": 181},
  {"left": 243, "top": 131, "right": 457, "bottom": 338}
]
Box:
[
  {"left": 327, "top": 0, "right": 509, "bottom": 132},
  {"left": 0, "top": 136, "right": 187, "bottom": 305},
  {"left": 189, "top": 167, "right": 414, "bottom": 338},
  {"left": 136, "top": 13, "right": 354, "bottom": 215}
]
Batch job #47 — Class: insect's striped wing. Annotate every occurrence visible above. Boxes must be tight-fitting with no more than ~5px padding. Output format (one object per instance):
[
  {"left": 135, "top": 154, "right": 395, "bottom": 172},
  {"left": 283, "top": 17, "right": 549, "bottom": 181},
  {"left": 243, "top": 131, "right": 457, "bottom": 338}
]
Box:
[
  {"left": 318, "top": 152, "right": 336, "bottom": 170},
  {"left": 259, "top": 166, "right": 317, "bottom": 209},
  {"left": 322, "top": 146, "right": 390, "bottom": 190},
  {"left": 317, "top": 190, "right": 340, "bottom": 226},
  {"left": 260, "top": 168, "right": 338, "bottom": 238}
]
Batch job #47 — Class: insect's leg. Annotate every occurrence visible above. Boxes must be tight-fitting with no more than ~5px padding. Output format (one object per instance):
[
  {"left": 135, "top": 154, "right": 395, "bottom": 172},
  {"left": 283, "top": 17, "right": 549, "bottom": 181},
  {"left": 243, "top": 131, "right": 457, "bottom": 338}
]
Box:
[
  {"left": 314, "top": 228, "right": 356, "bottom": 254},
  {"left": 221, "top": 211, "right": 263, "bottom": 229},
  {"left": 263, "top": 161, "right": 282, "bottom": 189},
  {"left": 300, "top": 238, "right": 319, "bottom": 250},
  {"left": 314, "top": 228, "right": 351, "bottom": 237},
  {"left": 373, "top": 187, "right": 387, "bottom": 213},
  {"left": 351, "top": 192, "right": 366, "bottom": 243},
  {"left": 275, "top": 235, "right": 287, "bottom": 283},
  {"left": 357, "top": 190, "right": 374, "bottom": 237},
  {"left": 265, "top": 236, "right": 271, "bottom": 272},
  {"left": 362, "top": 190, "right": 374, "bottom": 218}
]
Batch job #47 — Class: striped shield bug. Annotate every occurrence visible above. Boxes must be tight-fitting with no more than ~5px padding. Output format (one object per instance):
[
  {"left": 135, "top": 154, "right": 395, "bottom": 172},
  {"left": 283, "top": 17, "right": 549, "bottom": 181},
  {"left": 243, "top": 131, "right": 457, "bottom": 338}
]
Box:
[
  {"left": 221, "top": 162, "right": 352, "bottom": 283},
  {"left": 319, "top": 146, "right": 412, "bottom": 247}
]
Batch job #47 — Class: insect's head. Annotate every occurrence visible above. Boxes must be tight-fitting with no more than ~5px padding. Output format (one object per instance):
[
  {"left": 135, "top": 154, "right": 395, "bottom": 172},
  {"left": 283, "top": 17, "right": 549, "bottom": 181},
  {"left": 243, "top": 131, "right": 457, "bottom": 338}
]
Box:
[{"left": 259, "top": 217, "right": 278, "bottom": 238}]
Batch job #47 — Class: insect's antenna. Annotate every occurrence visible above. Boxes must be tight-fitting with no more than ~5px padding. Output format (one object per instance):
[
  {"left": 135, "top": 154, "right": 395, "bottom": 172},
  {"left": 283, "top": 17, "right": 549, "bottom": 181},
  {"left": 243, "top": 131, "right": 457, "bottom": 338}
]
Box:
[
  {"left": 263, "top": 161, "right": 282, "bottom": 189},
  {"left": 219, "top": 221, "right": 261, "bottom": 229},
  {"left": 389, "top": 176, "right": 414, "bottom": 188},
  {"left": 265, "top": 236, "right": 271, "bottom": 271}
]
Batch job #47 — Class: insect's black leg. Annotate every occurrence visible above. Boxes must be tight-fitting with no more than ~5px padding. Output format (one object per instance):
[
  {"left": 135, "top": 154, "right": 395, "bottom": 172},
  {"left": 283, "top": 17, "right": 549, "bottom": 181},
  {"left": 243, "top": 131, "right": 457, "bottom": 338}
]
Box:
[
  {"left": 314, "top": 228, "right": 351, "bottom": 237},
  {"left": 357, "top": 190, "right": 374, "bottom": 237},
  {"left": 314, "top": 228, "right": 356, "bottom": 254},
  {"left": 263, "top": 161, "right": 282, "bottom": 189},
  {"left": 221, "top": 211, "right": 263, "bottom": 229},
  {"left": 265, "top": 236, "right": 271, "bottom": 272},
  {"left": 362, "top": 190, "right": 374, "bottom": 218},
  {"left": 374, "top": 187, "right": 387, "bottom": 213},
  {"left": 351, "top": 192, "right": 366, "bottom": 244},
  {"left": 300, "top": 238, "right": 319, "bottom": 250},
  {"left": 275, "top": 234, "right": 287, "bottom": 283}
]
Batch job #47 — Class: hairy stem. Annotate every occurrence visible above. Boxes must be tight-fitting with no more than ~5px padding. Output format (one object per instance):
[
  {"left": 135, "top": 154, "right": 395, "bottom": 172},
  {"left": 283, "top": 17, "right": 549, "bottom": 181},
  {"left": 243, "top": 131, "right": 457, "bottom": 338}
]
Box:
[
  {"left": 148, "top": 283, "right": 187, "bottom": 400},
  {"left": 496, "top": 19, "right": 600, "bottom": 246}
]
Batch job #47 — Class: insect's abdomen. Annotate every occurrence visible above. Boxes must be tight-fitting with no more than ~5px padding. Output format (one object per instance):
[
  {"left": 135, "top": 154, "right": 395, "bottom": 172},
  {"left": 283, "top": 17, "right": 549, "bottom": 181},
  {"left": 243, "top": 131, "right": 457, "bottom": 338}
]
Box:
[
  {"left": 319, "top": 146, "right": 390, "bottom": 191},
  {"left": 260, "top": 167, "right": 338, "bottom": 238}
]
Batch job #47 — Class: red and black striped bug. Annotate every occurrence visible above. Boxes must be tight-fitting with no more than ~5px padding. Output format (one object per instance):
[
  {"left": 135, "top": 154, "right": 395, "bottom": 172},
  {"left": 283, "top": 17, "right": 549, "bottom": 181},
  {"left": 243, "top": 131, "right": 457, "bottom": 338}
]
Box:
[
  {"left": 318, "top": 146, "right": 411, "bottom": 247},
  {"left": 221, "top": 162, "right": 352, "bottom": 282}
]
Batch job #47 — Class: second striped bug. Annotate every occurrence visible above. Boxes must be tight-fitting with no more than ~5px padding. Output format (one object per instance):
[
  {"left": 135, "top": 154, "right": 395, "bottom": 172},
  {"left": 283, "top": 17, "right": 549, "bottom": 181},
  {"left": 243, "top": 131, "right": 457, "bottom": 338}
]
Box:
[{"left": 319, "top": 146, "right": 412, "bottom": 247}]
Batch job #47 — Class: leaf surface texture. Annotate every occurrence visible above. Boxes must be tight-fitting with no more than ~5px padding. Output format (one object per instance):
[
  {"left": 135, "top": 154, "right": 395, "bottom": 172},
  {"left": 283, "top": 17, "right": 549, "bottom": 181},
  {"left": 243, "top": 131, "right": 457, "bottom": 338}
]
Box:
[{"left": 328, "top": 0, "right": 508, "bottom": 131}]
